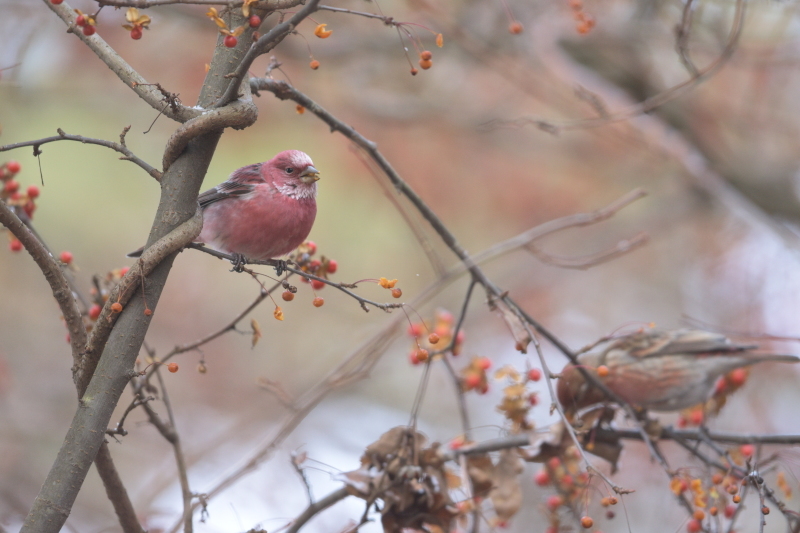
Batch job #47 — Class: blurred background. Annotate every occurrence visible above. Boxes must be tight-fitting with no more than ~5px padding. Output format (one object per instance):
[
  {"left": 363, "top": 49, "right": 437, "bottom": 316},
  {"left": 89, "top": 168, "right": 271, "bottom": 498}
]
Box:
[{"left": 2, "top": 0, "right": 800, "bottom": 531}]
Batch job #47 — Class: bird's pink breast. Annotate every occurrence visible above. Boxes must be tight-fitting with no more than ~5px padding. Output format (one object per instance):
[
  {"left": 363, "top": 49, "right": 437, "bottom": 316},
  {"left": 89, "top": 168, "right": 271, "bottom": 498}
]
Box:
[{"left": 198, "top": 184, "right": 317, "bottom": 260}]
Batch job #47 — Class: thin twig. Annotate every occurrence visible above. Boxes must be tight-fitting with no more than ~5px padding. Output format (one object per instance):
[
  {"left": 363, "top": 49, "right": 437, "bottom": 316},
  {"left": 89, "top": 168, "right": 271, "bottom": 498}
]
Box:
[{"left": 0, "top": 129, "right": 162, "bottom": 181}]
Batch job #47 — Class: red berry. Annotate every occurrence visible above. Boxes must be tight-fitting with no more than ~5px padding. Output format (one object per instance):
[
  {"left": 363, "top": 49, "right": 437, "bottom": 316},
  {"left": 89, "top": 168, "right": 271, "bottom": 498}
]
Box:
[
  {"left": 26, "top": 185, "right": 39, "bottom": 198},
  {"left": 309, "top": 259, "right": 322, "bottom": 269},
  {"left": 23, "top": 202, "right": 35, "bottom": 218},
  {"left": 4, "top": 180, "right": 19, "bottom": 194},
  {"left": 6, "top": 161, "right": 21, "bottom": 173},
  {"left": 326, "top": 259, "right": 338, "bottom": 274},
  {"left": 528, "top": 368, "right": 542, "bottom": 382},
  {"left": 130, "top": 27, "right": 142, "bottom": 40},
  {"left": 534, "top": 469, "right": 550, "bottom": 486},
  {"left": 300, "top": 275, "right": 310, "bottom": 283},
  {"left": 167, "top": 362, "right": 179, "bottom": 373},
  {"left": 407, "top": 323, "right": 422, "bottom": 337},
  {"left": 144, "top": 308, "right": 153, "bottom": 316},
  {"left": 464, "top": 373, "right": 481, "bottom": 389},
  {"left": 477, "top": 357, "right": 492, "bottom": 370},
  {"left": 311, "top": 279, "right": 325, "bottom": 290},
  {"left": 59, "top": 251, "right": 73, "bottom": 264},
  {"left": 282, "top": 290, "right": 295, "bottom": 301},
  {"left": 51, "top": 0, "right": 64, "bottom": 4},
  {"left": 546, "top": 495, "right": 563, "bottom": 511},
  {"left": 9, "top": 239, "right": 22, "bottom": 252},
  {"left": 111, "top": 302, "right": 123, "bottom": 313},
  {"left": 76, "top": 15, "right": 86, "bottom": 26},
  {"left": 509, "top": 21, "right": 524, "bottom": 34},
  {"left": 686, "top": 519, "right": 701, "bottom": 533},
  {"left": 224, "top": 35, "right": 238, "bottom": 47},
  {"left": 410, "top": 68, "right": 418, "bottom": 76},
  {"left": 89, "top": 304, "right": 102, "bottom": 320},
  {"left": 689, "top": 410, "right": 704, "bottom": 426},
  {"left": 119, "top": 266, "right": 130, "bottom": 276},
  {"left": 249, "top": 15, "right": 261, "bottom": 28},
  {"left": 740, "top": 444, "right": 754, "bottom": 457},
  {"left": 9, "top": 192, "right": 21, "bottom": 201},
  {"left": 306, "top": 241, "right": 317, "bottom": 254},
  {"left": 82, "top": 25, "right": 96, "bottom": 36},
  {"left": 312, "top": 296, "right": 324, "bottom": 307},
  {"left": 309, "top": 59, "right": 320, "bottom": 70},
  {"left": 528, "top": 393, "right": 539, "bottom": 405},
  {"left": 728, "top": 368, "right": 747, "bottom": 386}
]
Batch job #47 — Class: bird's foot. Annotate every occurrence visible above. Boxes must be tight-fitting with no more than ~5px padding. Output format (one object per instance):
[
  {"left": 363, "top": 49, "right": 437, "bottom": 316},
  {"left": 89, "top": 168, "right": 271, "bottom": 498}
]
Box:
[
  {"left": 230, "top": 253, "right": 249, "bottom": 272},
  {"left": 274, "top": 260, "right": 288, "bottom": 277}
]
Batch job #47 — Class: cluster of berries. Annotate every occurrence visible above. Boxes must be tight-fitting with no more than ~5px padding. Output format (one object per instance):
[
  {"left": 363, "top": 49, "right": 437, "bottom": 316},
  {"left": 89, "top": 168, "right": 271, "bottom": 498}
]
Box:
[{"left": 1, "top": 161, "right": 40, "bottom": 252}]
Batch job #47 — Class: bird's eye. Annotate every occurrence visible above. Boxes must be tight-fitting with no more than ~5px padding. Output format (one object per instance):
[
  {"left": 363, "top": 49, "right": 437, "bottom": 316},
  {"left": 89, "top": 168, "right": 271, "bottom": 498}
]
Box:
[{"left": 285, "top": 167, "right": 294, "bottom": 174}]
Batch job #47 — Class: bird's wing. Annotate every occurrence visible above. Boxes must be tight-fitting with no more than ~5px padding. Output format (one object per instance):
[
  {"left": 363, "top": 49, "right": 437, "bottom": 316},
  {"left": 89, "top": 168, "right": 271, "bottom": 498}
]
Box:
[
  {"left": 607, "top": 329, "right": 756, "bottom": 359},
  {"left": 198, "top": 164, "right": 263, "bottom": 209}
]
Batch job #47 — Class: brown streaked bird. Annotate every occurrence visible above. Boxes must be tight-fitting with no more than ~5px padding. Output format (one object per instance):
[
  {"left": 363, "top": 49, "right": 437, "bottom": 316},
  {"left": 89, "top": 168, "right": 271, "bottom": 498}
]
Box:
[{"left": 556, "top": 328, "right": 798, "bottom": 416}]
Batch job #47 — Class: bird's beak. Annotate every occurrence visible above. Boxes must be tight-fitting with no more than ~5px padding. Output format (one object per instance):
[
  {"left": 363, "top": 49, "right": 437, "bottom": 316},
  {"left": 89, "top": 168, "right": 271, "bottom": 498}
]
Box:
[{"left": 300, "top": 166, "right": 320, "bottom": 183}]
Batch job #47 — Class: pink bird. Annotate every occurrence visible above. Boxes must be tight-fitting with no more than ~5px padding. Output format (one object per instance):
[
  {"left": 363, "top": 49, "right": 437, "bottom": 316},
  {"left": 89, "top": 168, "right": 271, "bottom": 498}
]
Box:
[{"left": 131, "top": 150, "right": 320, "bottom": 266}]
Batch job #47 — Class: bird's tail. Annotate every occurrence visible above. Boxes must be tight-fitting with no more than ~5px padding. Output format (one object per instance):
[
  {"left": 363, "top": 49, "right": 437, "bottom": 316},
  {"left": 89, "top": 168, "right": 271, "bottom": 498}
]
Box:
[
  {"left": 127, "top": 246, "right": 144, "bottom": 258},
  {"left": 742, "top": 354, "right": 800, "bottom": 365}
]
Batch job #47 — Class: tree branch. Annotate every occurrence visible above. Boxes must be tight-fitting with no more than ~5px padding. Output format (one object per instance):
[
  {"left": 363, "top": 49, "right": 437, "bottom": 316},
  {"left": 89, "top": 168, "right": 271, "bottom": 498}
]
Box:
[
  {"left": 0, "top": 201, "right": 87, "bottom": 369},
  {"left": 0, "top": 128, "right": 162, "bottom": 181},
  {"left": 43, "top": 0, "right": 201, "bottom": 123}
]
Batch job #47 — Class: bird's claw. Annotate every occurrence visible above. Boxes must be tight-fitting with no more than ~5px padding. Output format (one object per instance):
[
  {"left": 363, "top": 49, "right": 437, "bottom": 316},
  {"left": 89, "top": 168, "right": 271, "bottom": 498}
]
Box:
[
  {"left": 230, "top": 253, "right": 248, "bottom": 272},
  {"left": 274, "top": 260, "right": 287, "bottom": 277}
]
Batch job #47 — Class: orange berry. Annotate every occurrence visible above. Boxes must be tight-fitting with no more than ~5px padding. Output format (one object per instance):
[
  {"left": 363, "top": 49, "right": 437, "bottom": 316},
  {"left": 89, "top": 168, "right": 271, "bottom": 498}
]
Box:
[
  {"left": 420, "top": 50, "right": 432, "bottom": 61},
  {"left": 509, "top": 21, "right": 523, "bottom": 34},
  {"left": 761, "top": 506, "right": 769, "bottom": 515},
  {"left": 296, "top": 105, "right": 305, "bottom": 114},
  {"left": 693, "top": 509, "right": 705, "bottom": 521},
  {"left": 596, "top": 365, "right": 609, "bottom": 377},
  {"left": 576, "top": 21, "right": 590, "bottom": 34},
  {"left": 144, "top": 308, "right": 153, "bottom": 316},
  {"left": 416, "top": 348, "right": 429, "bottom": 362},
  {"left": 428, "top": 333, "right": 440, "bottom": 344},
  {"left": 111, "top": 302, "right": 123, "bottom": 313},
  {"left": 418, "top": 58, "right": 432, "bottom": 70},
  {"left": 732, "top": 495, "right": 741, "bottom": 503},
  {"left": 314, "top": 23, "right": 332, "bottom": 38},
  {"left": 436, "top": 33, "right": 443, "bottom": 47},
  {"left": 282, "top": 290, "right": 295, "bottom": 301},
  {"left": 391, "top": 288, "right": 402, "bottom": 298},
  {"left": 709, "top": 506, "right": 718, "bottom": 516},
  {"left": 309, "top": 59, "right": 320, "bottom": 70},
  {"left": 712, "top": 473, "right": 724, "bottom": 485},
  {"left": 167, "top": 362, "right": 179, "bottom": 373},
  {"left": 608, "top": 496, "right": 618, "bottom": 505},
  {"left": 569, "top": 0, "right": 582, "bottom": 9},
  {"left": 312, "top": 296, "right": 324, "bottom": 307},
  {"left": 580, "top": 516, "right": 593, "bottom": 529}
]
